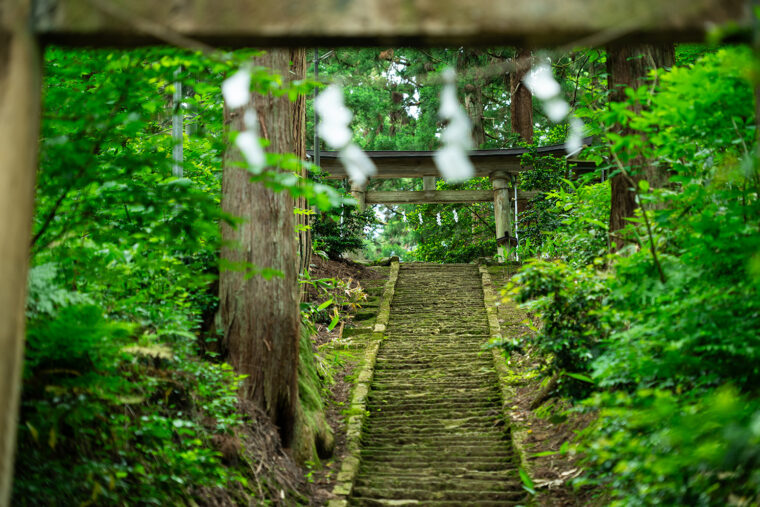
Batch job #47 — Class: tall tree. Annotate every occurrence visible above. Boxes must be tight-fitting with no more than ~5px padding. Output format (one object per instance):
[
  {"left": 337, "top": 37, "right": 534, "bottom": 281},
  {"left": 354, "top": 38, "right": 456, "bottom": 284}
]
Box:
[
  {"left": 292, "top": 51, "right": 312, "bottom": 277},
  {"left": 606, "top": 43, "right": 674, "bottom": 237},
  {"left": 457, "top": 49, "right": 487, "bottom": 148},
  {"left": 220, "top": 49, "right": 305, "bottom": 447},
  {"left": 510, "top": 49, "right": 534, "bottom": 144}
]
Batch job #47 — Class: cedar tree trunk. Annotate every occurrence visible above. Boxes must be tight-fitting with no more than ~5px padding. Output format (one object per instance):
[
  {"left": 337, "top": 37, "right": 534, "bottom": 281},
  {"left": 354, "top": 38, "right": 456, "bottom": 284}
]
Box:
[
  {"left": 510, "top": 48, "right": 534, "bottom": 144},
  {"left": 220, "top": 49, "right": 305, "bottom": 447},
  {"left": 291, "top": 50, "right": 311, "bottom": 278},
  {"left": 606, "top": 43, "right": 674, "bottom": 238}
]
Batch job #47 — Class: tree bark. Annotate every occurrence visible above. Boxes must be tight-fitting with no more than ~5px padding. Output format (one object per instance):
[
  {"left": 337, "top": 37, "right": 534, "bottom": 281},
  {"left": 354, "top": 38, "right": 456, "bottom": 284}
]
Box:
[
  {"left": 606, "top": 43, "right": 674, "bottom": 238},
  {"left": 457, "top": 49, "right": 487, "bottom": 148},
  {"left": 0, "top": 1, "right": 41, "bottom": 503},
  {"left": 510, "top": 49, "right": 533, "bottom": 144},
  {"left": 220, "top": 49, "right": 304, "bottom": 447},
  {"left": 290, "top": 50, "right": 312, "bottom": 278}
]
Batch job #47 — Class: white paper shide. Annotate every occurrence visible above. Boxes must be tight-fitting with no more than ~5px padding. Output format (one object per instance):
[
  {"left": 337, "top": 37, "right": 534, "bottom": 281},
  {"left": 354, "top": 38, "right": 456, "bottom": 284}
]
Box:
[{"left": 315, "top": 84, "right": 376, "bottom": 185}]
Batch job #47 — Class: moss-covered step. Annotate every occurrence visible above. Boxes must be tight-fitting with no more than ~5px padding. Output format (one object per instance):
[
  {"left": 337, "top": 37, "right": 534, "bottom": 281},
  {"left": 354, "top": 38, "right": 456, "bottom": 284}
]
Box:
[{"left": 342, "top": 263, "right": 526, "bottom": 506}]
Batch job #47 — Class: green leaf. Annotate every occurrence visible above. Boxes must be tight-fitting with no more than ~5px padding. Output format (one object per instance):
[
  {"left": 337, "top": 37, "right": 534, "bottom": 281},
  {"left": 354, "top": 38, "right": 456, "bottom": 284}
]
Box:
[
  {"left": 327, "top": 312, "right": 340, "bottom": 332},
  {"left": 531, "top": 450, "right": 558, "bottom": 457},
  {"left": 563, "top": 371, "right": 594, "bottom": 383},
  {"left": 317, "top": 299, "right": 333, "bottom": 311},
  {"left": 519, "top": 467, "right": 536, "bottom": 495}
]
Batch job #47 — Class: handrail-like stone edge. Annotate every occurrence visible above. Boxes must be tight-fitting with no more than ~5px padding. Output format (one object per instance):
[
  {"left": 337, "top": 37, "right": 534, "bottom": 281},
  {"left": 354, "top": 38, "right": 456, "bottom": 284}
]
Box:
[
  {"left": 327, "top": 260, "right": 399, "bottom": 507},
  {"left": 478, "top": 264, "right": 532, "bottom": 480}
]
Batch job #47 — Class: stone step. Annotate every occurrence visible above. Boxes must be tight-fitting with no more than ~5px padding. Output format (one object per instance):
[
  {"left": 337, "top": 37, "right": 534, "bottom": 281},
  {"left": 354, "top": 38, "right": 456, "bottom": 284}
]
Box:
[
  {"left": 360, "top": 435, "right": 510, "bottom": 447},
  {"left": 359, "top": 468, "right": 519, "bottom": 481},
  {"left": 354, "top": 476, "right": 521, "bottom": 492},
  {"left": 347, "top": 264, "right": 523, "bottom": 505},
  {"left": 349, "top": 498, "right": 523, "bottom": 507},
  {"left": 351, "top": 486, "right": 524, "bottom": 502},
  {"left": 360, "top": 448, "right": 513, "bottom": 460},
  {"left": 366, "top": 401, "right": 503, "bottom": 413},
  {"left": 364, "top": 417, "right": 505, "bottom": 430}
]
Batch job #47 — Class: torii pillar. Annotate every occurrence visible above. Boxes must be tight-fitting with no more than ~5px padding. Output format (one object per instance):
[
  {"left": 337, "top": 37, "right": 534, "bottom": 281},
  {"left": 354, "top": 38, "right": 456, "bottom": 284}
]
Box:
[
  {"left": 0, "top": 0, "right": 41, "bottom": 503},
  {"left": 350, "top": 180, "right": 368, "bottom": 211},
  {"left": 491, "top": 171, "right": 512, "bottom": 262}
]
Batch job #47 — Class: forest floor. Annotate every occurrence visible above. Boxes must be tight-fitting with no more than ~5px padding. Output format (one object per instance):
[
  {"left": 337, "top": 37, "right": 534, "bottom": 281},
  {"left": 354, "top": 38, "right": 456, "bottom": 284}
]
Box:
[
  {"left": 306, "top": 258, "right": 389, "bottom": 505},
  {"left": 488, "top": 266, "right": 595, "bottom": 506}
]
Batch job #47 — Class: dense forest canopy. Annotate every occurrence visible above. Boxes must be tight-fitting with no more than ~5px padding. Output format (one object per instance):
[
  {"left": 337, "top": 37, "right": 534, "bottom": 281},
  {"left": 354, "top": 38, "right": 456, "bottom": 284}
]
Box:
[{"left": 4, "top": 34, "right": 760, "bottom": 506}]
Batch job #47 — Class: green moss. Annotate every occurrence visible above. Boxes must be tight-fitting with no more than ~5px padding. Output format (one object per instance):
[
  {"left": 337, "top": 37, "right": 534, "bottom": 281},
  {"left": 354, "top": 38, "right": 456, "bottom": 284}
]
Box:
[{"left": 293, "top": 326, "right": 335, "bottom": 465}]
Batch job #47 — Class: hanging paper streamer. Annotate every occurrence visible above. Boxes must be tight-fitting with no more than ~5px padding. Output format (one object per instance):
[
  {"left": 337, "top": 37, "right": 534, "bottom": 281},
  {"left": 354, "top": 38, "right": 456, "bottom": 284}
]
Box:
[
  {"left": 418, "top": 214, "right": 423, "bottom": 225},
  {"left": 401, "top": 210, "right": 407, "bottom": 222},
  {"left": 433, "top": 68, "right": 475, "bottom": 183},
  {"left": 453, "top": 209, "right": 459, "bottom": 223},
  {"left": 523, "top": 63, "right": 585, "bottom": 156},
  {"left": 222, "top": 68, "right": 266, "bottom": 172},
  {"left": 565, "top": 118, "right": 585, "bottom": 157},
  {"left": 222, "top": 69, "right": 251, "bottom": 109},
  {"left": 436, "top": 212, "right": 442, "bottom": 226},
  {"left": 314, "top": 84, "right": 377, "bottom": 185}
]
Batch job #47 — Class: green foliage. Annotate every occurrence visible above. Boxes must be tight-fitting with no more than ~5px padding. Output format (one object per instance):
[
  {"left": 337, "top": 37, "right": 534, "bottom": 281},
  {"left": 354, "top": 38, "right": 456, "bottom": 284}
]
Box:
[
  {"left": 15, "top": 45, "right": 342, "bottom": 505},
  {"left": 505, "top": 45, "right": 760, "bottom": 504},
  {"left": 312, "top": 205, "right": 377, "bottom": 260},
  {"left": 524, "top": 181, "right": 610, "bottom": 266},
  {"left": 507, "top": 259, "right": 609, "bottom": 396},
  {"left": 15, "top": 278, "right": 248, "bottom": 505},
  {"left": 579, "top": 387, "right": 760, "bottom": 506},
  {"left": 517, "top": 150, "right": 572, "bottom": 252},
  {"left": 408, "top": 178, "right": 496, "bottom": 263}
]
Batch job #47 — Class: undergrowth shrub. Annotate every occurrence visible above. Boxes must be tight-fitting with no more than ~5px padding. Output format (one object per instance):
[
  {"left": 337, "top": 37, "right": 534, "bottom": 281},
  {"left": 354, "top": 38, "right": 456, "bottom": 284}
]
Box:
[
  {"left": 578, "top": 387, "right": 760, "bottom": 506},
  {"left": 409, "top": 177, "right": 496, "bottom": 263},
  {"left": 506, "top": 259, "right": 610, "bottom": 396},
  {"left": 14, "top": 266, "right": 250, "bottom": 506},
  {"left": 312, "top": 205, "right": 376, "bottom": 260},
  {"left": 536, "top": 182, "right": 610, "bottom": 266}
]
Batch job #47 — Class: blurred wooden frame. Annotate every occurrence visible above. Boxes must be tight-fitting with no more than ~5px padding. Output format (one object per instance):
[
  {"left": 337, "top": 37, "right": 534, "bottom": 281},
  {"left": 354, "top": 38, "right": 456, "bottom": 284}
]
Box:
[{"left": 0, "top": 0, "right": 752, "bottom": 504}]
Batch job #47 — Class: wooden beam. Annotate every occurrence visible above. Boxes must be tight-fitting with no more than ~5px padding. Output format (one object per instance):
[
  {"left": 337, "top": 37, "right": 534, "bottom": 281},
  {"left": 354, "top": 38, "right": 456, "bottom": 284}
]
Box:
[
  {"left": 320, "top": 156, "right": 524, "bottom": 179},
  {"left": 365, "top": 190, "right": 541, "bottom": 205},
  {"left": 310, "top": 142, "right": 597, "bottom": 180},
  {"left": 0, "top": 0, "right": 41, "bottom": 504},
  {"left": 367, "top": 190, "right": 494, "bottom": 204},
  {"left": 33, "top": 0, "right": 749, "bottom": 47}
]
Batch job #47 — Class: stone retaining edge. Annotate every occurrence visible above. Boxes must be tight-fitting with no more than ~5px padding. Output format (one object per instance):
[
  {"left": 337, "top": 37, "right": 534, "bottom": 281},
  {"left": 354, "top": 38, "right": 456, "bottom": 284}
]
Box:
[
  {"left": 327, "top": 260, "right": 400, "bottom": 507},
  {"left": 478, "top": 264, "right": 532, "bottom": 481}
]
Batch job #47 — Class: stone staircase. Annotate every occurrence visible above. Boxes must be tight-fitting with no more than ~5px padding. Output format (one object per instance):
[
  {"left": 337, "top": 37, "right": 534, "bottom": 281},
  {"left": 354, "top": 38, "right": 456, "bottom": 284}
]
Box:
[{"left": 347, "top": 263, "right": 525, "bottom": 506}]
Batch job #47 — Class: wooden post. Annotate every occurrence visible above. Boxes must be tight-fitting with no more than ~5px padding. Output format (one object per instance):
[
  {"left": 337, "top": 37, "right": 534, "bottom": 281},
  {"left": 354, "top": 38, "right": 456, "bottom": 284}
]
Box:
[
  {"left": 0, "top": 0, "right": 41, "bottom": 503},
  {"left": 351, "top": 180, "right": 368, "bottom": 211},
  {"left": 491, "top": 171, "right": 511, "bottom": 262},
  {"left": 422, "top": 176, "right": 436, "bottom": 192}
]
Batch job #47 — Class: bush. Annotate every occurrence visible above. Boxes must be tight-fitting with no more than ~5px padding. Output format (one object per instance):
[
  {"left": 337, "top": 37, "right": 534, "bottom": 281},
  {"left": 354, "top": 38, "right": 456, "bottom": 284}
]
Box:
[
  {"left": 579, "top": 387, "right": 760, "bottom": 506},
  {"left": 14, "top": 269, "right": 250, "bottom": 505},
  {"left": 506, "top": 259, "right": 610, "bottom": 396},
  {"left": 312, "top": 205, "right": 376, "bottom": 260},
  {"left": 410, "top": 178, "right": 496, "bottom": 263}
]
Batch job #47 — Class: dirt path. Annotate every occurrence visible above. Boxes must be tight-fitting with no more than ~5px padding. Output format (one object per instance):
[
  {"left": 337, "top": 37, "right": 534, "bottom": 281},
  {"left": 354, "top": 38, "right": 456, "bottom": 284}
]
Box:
[{"left": 347, "top": 263, "right": 526, "bottom": 506}]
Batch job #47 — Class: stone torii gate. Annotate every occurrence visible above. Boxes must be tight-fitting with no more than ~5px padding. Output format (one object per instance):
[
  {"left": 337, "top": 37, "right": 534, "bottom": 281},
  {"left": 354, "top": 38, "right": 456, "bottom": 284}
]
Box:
[
  {"left": 310, "top": 142, "right": 596, "bottom": 250},
  {"left": 0, "top": 0, "right": 749, "bottom": 503}
]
